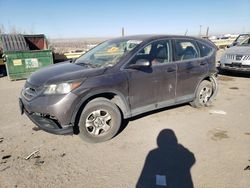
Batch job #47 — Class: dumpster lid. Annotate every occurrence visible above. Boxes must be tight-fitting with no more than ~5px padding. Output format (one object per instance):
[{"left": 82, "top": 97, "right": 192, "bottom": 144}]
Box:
[
  {"left": 23, "top": 34, "right": 46, "bottom": 38},
  {"left": 0, "top": 34, "right": 29, "bottom": 52}
]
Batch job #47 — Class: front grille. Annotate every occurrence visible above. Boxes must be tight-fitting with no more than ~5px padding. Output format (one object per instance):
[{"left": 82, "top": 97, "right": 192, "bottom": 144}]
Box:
[
  {"left": 226, "top": 54, "right": 235, "bottom": 60},
  {"left": 22, "top": 87, "right": 37, "bottom": 100},
  {"left": 236, "top": 55, "right": 243, "bottom": 61},
  {"left": 226, "top": 54, "right": 250, "bottom": 61},
  {"left": 22, "top": 82, "right": 43, "bottom": 101}
]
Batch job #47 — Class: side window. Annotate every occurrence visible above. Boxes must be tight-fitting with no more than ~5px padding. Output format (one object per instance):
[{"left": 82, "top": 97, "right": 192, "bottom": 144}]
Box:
[
  {"left": 198, "top": 42, "right": 212, "bottom": 57},
  {"left": 131, "top": 40, "right": 171, "bottom": 65},
  {"left": 151, "top": 41, "right": 170, "bottom": 64},
  {"left": 174, "top": 40, "right": 199, "bottom": 61},
  {"left": 138, "top": 44, "right": 152, "bottom": 55}
]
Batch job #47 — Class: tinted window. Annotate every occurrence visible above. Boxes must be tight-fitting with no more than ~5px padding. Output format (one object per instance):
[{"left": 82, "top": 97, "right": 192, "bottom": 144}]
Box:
[
  {"left": 236, "top": 35, "right": 250, "bottom": 43},
  {"left": 240, "top": 37, "right": 250, "bottom": 46},
  {"left": 138, "top": 44, "right": 152, "bottom": 55},
  {"left": 136, "top": 40, "right": 171, "bottom": 65},
  {"left": 174, "top": 40, "right": 199, "bottom": 61},
  {"left": 198, "top": 42, "right": 212, "bottom": 57}
]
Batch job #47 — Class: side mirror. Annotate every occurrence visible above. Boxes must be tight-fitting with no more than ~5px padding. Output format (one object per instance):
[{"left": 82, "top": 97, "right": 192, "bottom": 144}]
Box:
[{"left": 128, "top": 59, "right": 151, "bottom": 69}]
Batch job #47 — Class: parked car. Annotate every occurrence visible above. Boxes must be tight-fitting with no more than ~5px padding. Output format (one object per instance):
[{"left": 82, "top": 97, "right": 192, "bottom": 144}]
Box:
[
  {"left": 228, "top": 34, "right": 250, "bottom": 48},
  {"left": 19, "top": 35, "right": 218, "bottom": 143},
  {"left": 220, "top": 36, "right": 250, "bottom": 73}
]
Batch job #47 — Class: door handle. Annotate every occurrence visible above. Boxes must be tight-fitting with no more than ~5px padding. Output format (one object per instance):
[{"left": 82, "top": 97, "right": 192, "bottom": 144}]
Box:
[
  {"left": 166, "top": 68, "right": 176, "bottom": 72},
  {"left": 200, "top": 61, "right": 207, "bottom": 65}
]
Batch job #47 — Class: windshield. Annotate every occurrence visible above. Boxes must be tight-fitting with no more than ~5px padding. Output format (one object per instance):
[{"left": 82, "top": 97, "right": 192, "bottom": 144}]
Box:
[
  {"left": 236, "top": 35, "right": 250, "bottom": 44},
  {"left": 239, "top": 37, "right": 250, "bottom": 46},
  {"left": 75, "top": 39, "right": 142, "bottom": 68}
]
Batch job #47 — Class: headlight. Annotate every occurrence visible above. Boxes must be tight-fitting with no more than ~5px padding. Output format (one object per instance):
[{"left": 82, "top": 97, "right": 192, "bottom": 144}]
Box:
[{"left": 44, "top": 82, "right": 81, "bottom": 95}]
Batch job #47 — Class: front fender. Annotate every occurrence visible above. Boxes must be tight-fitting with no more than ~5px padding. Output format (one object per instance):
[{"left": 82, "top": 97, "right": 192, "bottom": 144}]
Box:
[{"left": 70, "top": 89, "right": 131, "bottom": 126}]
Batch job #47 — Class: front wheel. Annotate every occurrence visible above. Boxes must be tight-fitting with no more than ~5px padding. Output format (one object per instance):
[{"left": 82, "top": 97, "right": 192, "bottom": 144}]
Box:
[
  {"left": 78, "top": 98, "right": 121, "bottom": 143},
  {"left": 190, "top": 80, "right": 213, "bottom": 108}
]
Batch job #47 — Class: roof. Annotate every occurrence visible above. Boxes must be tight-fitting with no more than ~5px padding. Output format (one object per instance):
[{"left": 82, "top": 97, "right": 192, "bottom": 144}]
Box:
[
  {"left": 111, "top": 34, "right": 216, "bottom": 48},
  {"left": 113, "top": 34, "right": 200, "bottom": 41}
]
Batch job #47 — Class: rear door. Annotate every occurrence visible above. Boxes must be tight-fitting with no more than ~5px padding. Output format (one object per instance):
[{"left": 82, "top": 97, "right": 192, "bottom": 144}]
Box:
[
  {"left": 173, "top": 39, "right": 208, "bottom": 98},
  {"left": 125, "top": 39, "right": 177, "bottom": 112}
]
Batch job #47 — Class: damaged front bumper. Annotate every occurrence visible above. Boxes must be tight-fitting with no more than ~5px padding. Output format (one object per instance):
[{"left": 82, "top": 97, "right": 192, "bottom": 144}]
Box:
[{"left": 19, "top": 98, "right": 74, "bottom": 135}]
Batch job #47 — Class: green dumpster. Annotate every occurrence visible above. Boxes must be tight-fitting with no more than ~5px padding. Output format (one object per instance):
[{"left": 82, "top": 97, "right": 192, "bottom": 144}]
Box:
[{"left": 1, "top": 34, "right": 53, "bottom": 80}]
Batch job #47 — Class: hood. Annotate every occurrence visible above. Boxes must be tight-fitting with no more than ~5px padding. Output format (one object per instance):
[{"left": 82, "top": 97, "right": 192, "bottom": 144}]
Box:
[
  {"left": 27, "top": 61, "right": 106, "bottom": 86},
  {"left": 225, "top": 45, "right": 250, "bottom": 55}
]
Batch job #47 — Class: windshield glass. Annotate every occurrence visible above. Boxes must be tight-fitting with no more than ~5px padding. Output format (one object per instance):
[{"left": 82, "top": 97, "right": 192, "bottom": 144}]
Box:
[
  {"left": 239, "top": 37, "right": 250, "bottom": 46},
  {"left": 75, "top": 39, "right": 142, "bottom": 68},
  {"left": 236, "top": 35, "right": 250, "bottom": 44}
]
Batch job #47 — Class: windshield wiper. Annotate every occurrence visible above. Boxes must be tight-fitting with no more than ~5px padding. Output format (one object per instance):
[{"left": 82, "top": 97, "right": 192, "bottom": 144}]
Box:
[{"left": 76, "top": 62, "right": 99, "bottom": 68}]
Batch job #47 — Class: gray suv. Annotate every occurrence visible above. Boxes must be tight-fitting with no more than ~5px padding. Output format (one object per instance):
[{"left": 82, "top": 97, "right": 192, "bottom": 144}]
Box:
[{"left": 19, "top": 35, "right": 218, "bottom": 143}]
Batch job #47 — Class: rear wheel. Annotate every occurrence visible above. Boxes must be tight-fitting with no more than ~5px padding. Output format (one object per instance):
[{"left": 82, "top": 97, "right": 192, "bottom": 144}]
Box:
[
  {"left": 190, "top": 80, "right": 213, "bottom": 108},
  {"left": 78, "top": 98, "right": 121, "bottom": 143}
]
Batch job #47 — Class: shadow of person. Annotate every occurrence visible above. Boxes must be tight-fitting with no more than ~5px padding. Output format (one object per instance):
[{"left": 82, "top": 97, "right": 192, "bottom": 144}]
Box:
[{"left": 136, "top": 129, "right": 196, "bottom": 188}]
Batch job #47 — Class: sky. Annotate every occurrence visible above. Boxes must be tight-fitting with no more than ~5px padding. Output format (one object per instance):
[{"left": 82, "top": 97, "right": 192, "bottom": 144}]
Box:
[{"left": 0, "top": 0, "right": 249, "bottom": 38}]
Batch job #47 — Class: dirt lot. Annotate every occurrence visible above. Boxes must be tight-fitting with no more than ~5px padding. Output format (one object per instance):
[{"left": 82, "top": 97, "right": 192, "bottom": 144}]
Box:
[{"left": 0, "top": 73, "right": 250, "bottom": 188}]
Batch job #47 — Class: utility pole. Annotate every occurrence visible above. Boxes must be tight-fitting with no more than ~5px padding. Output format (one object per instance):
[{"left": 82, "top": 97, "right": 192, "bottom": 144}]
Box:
[
  {"left": 199, "top": 25, "right": 202, "bottom": 37},
  {"left": 206, "top": 27, "right": 209, "bottom": 38},
  {"left": 184, "top": 29, "right": 188, "bottom": 36},
  {"left": 122, "top": 27, "right": 125, "bottom": 37}
]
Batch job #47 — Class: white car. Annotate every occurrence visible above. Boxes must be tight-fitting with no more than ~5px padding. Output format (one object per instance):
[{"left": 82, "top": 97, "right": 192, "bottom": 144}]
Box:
[{"left": 220, "top": 36, "right": 250, "bottom": 73}]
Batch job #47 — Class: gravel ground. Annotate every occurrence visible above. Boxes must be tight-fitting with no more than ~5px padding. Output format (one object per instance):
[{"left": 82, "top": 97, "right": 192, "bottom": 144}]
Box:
[{"left": 0, "top": 72, "right": 250, "bottom": 188}]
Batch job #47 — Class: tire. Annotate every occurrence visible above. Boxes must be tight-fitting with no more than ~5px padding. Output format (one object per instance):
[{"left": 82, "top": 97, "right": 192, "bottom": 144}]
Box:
[
  {"left": 190, "top": 80, "right": 213, "bottom": 108},
  {"left": 78, "top": 98, "right": 121, "bottom": 143}
]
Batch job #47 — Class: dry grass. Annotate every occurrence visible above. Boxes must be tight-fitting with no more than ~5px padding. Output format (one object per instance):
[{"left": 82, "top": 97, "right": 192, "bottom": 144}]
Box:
[{"left": 50, "top": 37, "right": 110, "bottom": 53}]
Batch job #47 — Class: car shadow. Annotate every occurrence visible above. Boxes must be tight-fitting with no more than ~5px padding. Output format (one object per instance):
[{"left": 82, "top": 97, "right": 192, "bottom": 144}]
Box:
[{"left": 136, "top": 129, "right": 196, "bottom": 188}]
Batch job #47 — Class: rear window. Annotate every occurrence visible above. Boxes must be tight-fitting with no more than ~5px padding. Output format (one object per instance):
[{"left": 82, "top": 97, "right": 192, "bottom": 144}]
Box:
[{"left": 198, "top": 42, "right": 212, "bottom": 57}]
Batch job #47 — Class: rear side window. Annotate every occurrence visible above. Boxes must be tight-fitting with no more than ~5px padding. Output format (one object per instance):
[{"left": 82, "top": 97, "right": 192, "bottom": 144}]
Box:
[
  {"left": 174, "top": 40, "right": 199, "bottom": 61},
  {"left": 198, "top": 42, "right": 212, "bottom": 57}
]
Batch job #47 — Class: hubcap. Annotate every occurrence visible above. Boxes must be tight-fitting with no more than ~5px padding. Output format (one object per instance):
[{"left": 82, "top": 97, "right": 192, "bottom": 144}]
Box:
[
  {"left": 199, "top": 86, "right": 212, "bottom": 105},
  {"left": 85, "top": 109, "right": 112, "bottom": 136}
]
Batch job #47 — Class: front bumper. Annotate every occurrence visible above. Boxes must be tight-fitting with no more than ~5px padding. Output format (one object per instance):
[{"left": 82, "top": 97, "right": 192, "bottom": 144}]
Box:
[
  {"left": 220, "top": 63, "right": 250, "bottom": 73},
  {"left": 19, "top": 92, "right": 79, "bottom": 135},
  {"left": 26, "top": 112, "right": 73, "bottom": 135}
]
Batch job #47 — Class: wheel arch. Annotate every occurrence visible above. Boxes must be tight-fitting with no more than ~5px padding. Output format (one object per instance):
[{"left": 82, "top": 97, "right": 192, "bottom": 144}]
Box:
[
  {"left": 71, "top": 90, "right": 131, "bottom": 133},
  {"left": 193, "top": 74, "right": 218, "bottom": 103}
]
